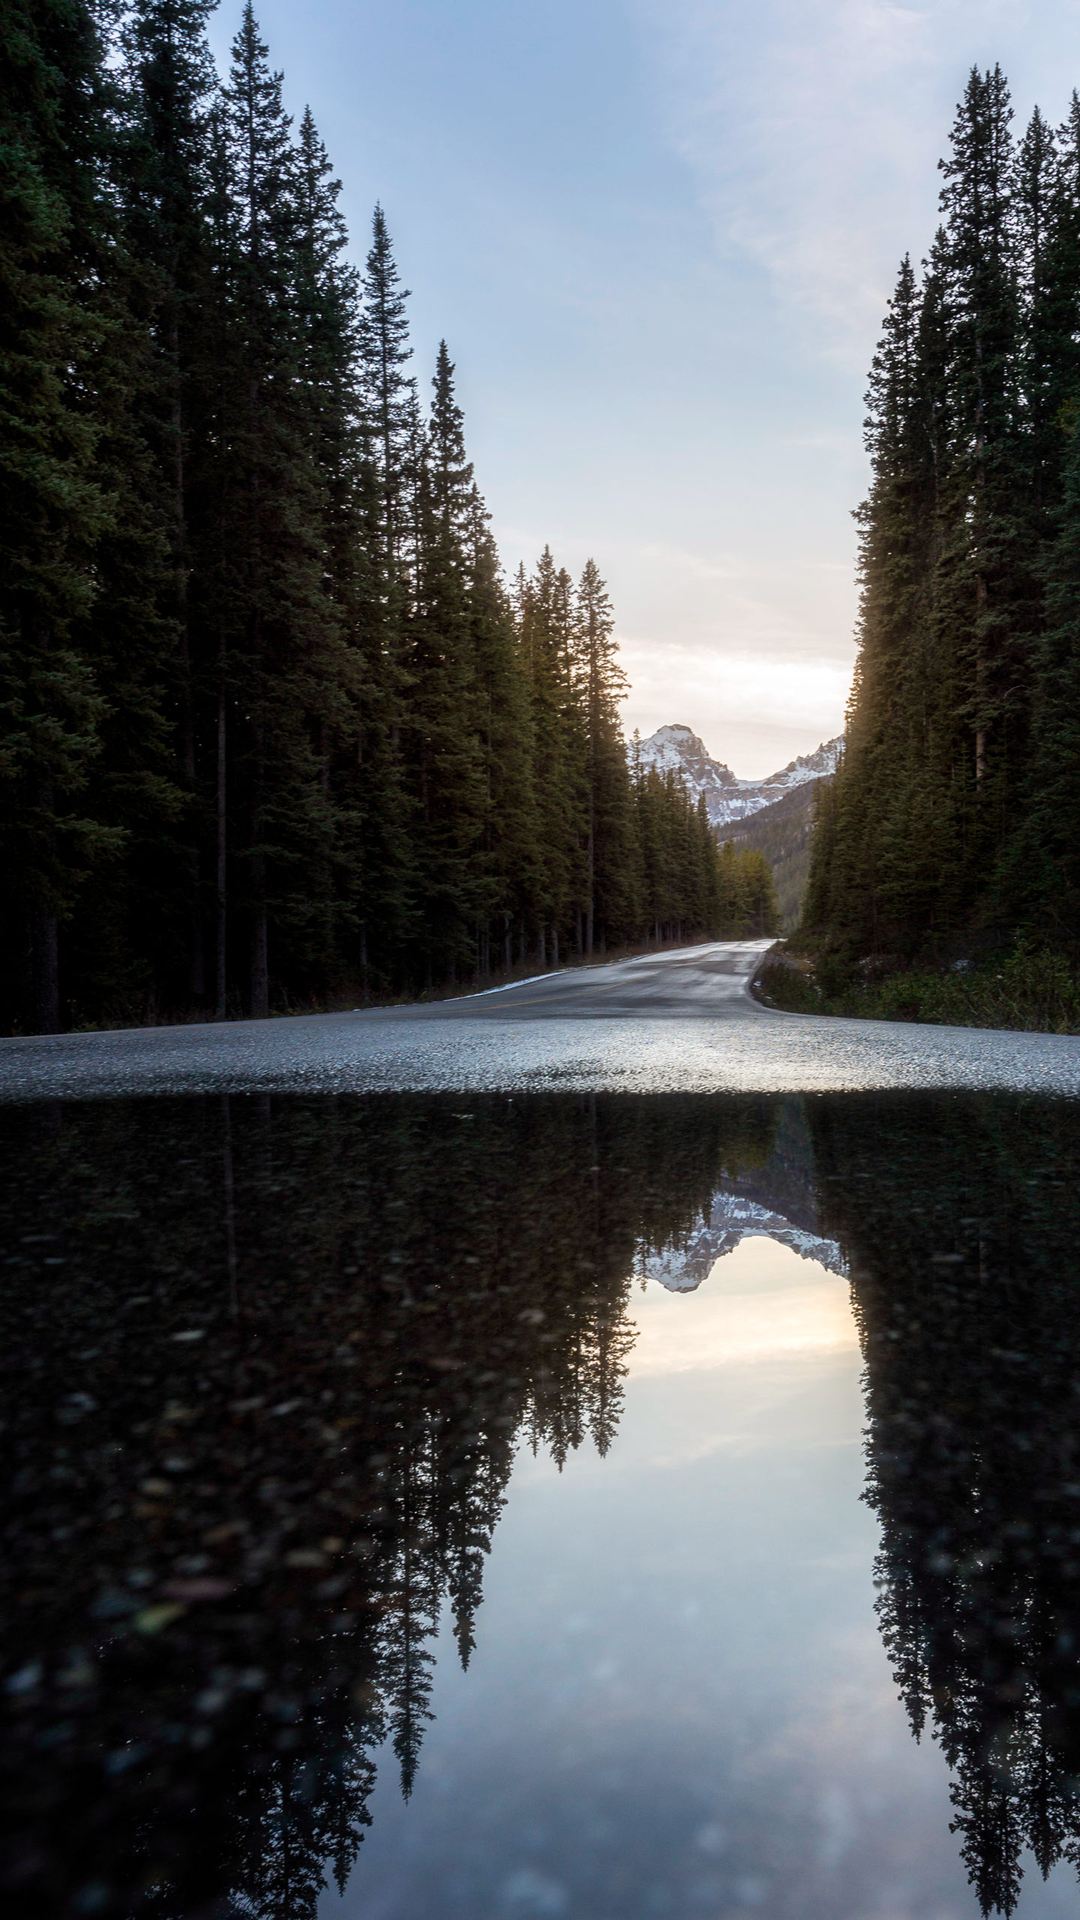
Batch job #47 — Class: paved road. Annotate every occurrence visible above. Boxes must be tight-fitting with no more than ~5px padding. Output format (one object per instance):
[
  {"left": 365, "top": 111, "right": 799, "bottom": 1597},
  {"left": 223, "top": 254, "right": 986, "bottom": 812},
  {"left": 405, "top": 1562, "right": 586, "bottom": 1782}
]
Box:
[
  {"left": 3, "top": 939, "right": 1080, "bottom": 1101},
  {"left": 427, "top": 939, "right": 771, "bottom": 1019}
]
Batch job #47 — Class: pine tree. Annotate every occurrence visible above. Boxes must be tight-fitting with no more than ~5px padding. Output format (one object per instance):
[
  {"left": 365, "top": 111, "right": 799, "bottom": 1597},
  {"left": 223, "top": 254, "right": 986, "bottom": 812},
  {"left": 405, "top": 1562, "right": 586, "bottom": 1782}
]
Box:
[
  {"left": 805, "top": 252, "right": 952, "bottom": 955},
  {"left": 211, "top": 4, "right": 348, "bottom": 1014},
  {"left": 938, "top": 66, "right": 1025, "bottom": 834},
  {"left": 0, "top": 0, "right": 179, "bottom": 1030},
  {"left": 1023, "top": 426, "right": 1080, "bottom": 929},
  {"left": 118, "top": 0, "right": 218, "bottom": 1003},
  {"left": 351, "top": 203, "right": 420, "bottom": 980},
  {"left": 358, "top": 204, "right": 415, "bottom": 585},
  {"left": 464, "top": 490, "right": 541, "bottom": 970},
  {"left": 574, "top": 558, "right": 632, "bottom": 951},
  {"left": 516, "top": 547, "right": 586, "bottom": 963},
  {"left": 291, "top": 105, "right": 369, "bottom": 976},
  {"left": 220, "top": 1, "right": 298, "bottom": 1014},
  {"left": 405, "top": 343, "right": 487, "bottom": 981}
]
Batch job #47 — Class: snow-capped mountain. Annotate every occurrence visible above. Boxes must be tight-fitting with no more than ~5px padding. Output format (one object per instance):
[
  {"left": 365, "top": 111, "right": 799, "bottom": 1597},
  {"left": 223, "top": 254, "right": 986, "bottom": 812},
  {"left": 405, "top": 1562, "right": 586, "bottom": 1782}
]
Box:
[
  {"left": 633, "top": 725, "right": 843, "bottom": 830},
  {"left": 636, "top": 1188, "right": 845, "bottom": 1292}
]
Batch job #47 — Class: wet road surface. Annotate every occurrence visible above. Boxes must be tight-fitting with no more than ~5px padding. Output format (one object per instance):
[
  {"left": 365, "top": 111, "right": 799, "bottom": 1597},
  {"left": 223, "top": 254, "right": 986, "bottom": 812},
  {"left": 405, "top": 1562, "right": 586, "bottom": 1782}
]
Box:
[{"left": 3, "top": 939, "right": 1080, "bottom": 1100}]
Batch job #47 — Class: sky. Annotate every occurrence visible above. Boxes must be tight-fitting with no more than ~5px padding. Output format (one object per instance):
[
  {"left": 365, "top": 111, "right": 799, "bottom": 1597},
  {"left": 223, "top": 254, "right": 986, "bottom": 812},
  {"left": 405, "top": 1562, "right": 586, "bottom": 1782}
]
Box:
[{"left": 209, "top": 1, "right": 1080, "bottom": 778}]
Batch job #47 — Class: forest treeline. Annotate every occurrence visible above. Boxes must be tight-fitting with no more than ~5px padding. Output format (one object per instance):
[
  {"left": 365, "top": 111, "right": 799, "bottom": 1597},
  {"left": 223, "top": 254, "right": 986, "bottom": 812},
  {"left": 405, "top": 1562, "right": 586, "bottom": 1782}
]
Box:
[
  {"left": 804, "top": 66, "right": 1080, "bottom": 975},
  {"left": 1, "top": 0, "right": 775, "bottom": 1035}
]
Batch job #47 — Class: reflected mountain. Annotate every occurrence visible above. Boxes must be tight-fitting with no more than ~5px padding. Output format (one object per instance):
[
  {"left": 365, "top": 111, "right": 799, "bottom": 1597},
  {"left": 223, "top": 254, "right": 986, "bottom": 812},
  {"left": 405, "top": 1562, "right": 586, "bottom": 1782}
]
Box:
[
  {"left": 640, "top": 1095, "right": 844, "bottom": 1290},
  {"left": 639, "top": 1190, "right": 844, "bottom": 1291},
  {"left": 4, "top": 1090, "right": 1080, "bottom": 1918}
]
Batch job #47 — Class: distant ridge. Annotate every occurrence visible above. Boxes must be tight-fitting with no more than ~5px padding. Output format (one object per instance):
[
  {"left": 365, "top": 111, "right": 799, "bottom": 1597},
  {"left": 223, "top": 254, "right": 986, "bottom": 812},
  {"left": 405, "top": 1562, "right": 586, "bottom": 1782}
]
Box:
[{"left": 634, "top": 724, "right": 843, "bottom": 830}]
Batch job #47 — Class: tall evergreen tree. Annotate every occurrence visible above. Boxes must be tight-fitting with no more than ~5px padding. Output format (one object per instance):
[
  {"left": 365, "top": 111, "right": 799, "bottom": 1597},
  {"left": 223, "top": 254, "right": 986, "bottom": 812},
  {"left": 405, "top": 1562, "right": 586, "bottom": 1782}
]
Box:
[
  {"left": 0, "top": 0, "right": 177, "bottom": 1031},
  {"left": 405, "top": 343, "right": 487, "bottom": 980},
  {"left": 515, "top": 547, "right": 582, "bottom": 963},
  {"left": 574, "top": 558, "right": 631, "bottom": 951},
  {"left": 211, "top": 4, "right": 351, "bottom": 1013},
  {"left": 938, "top": 65, "right": 1025, "bottom": 822},
  {"left": 464, "top": 491, "right": 540, "bottom": 970},
  {"left": 358, "top": 204, "right": 415, "bottom": 584},
  {"left": 118, "top": 0, "right": 218, "bottom": 1006}
]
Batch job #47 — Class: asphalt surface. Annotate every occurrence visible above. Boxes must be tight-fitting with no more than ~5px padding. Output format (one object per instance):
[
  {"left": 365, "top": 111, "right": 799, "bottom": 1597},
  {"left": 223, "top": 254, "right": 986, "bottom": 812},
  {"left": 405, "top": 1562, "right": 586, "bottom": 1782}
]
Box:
[{"left": 4, "top": 939, "right": 1080, "bottom": 1102}]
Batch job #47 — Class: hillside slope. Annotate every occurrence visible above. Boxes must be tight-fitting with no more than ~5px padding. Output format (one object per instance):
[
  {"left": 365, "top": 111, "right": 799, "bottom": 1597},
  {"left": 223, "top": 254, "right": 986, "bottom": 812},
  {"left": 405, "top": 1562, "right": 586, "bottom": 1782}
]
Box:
[{"left": 727, "top": 779, "right": 828, "bottom": 929}]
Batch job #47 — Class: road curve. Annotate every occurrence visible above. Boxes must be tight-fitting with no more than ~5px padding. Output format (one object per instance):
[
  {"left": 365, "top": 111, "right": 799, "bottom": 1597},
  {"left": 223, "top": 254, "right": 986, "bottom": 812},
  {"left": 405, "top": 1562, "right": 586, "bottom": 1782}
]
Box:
[{"left": 2, "top": 940, "right": 1080, "bottom": 1101}]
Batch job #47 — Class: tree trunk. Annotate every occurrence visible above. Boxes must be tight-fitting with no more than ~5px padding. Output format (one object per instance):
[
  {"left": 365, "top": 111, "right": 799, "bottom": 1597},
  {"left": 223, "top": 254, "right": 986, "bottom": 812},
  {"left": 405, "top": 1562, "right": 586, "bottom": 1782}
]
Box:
[
  {"left": 249, "top": 709, "right": 269, "bottom": 1018},
  {"left": 168, "top": 297, "right": 203, "bottom": 1007},
  {"left": 975, "top": 493, "right": 987, "bottom": 790},
  {"left": 216, "top": 681, "right": 228, "bottom": 1020},
  {"left": 250, "top": 867, "right": 269, "bottom": 1017},
  {"left": 31, "top": 770, "right": 60, "bottom": 1033},
  {"left": 246, "top": 343, "right": 268, "bottom": 1019},
  {"left": 31, "top": 900, "right": 59, "bottom": 1035},
  {"left": 586, "top": 810, "right": 594, "bottom": 954},
  {"left": 179, "top": 567, "right": 202, "bottom": 1005}
]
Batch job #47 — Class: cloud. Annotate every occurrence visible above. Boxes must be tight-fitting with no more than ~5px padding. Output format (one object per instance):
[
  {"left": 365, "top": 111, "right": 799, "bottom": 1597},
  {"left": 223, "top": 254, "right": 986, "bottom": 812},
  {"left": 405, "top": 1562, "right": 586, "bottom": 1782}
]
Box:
[
  {"left": 633, "top": 0, "right": 1080, "bottom": 368},
  {"left": 620, "top": 641, "right": 851, "bottom": 776},
  {"left": 639, "top": 542, "right": 745, "bottom": 583}
]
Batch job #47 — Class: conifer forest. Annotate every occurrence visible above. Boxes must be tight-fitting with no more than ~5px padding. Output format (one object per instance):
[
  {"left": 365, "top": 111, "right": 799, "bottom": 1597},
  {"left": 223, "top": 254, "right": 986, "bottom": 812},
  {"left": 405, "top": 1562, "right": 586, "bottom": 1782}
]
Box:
[
  {"left": 804, "top": 66, "right": 1080, "bottom": 976},
  {"left": 1, "top": 0, "right": 770, "bottom": 1037}
]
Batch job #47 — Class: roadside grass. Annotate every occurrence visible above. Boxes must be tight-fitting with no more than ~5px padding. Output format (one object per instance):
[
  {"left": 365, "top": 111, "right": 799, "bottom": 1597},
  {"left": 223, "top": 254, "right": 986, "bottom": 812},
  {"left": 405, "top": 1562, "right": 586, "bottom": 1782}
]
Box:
[{"left": 754, "top": 936, "right": 1080, "bottom": 1035}]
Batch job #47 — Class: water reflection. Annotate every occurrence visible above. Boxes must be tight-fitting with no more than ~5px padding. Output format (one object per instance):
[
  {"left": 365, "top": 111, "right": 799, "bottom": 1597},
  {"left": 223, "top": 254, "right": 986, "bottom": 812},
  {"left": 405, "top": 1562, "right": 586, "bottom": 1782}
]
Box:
[
  {"left": 0, "top": 1091, "right": 1079, "bottom": 1917},
  {"left": 0, "top": 1093, "right": 773, "bottom": 1919}
]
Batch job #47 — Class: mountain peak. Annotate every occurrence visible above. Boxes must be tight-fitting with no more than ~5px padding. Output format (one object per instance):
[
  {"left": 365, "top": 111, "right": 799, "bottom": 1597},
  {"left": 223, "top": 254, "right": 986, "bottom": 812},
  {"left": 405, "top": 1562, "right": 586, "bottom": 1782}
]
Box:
[{"left": 635, "top": 726, "right": 843, "bottom": 829}]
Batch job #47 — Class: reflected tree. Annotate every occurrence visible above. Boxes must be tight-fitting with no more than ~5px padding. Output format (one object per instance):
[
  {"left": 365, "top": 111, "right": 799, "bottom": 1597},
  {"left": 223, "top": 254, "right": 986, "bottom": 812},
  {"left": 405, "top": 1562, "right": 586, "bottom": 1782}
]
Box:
[{"left": 810, "top": 1093, "right": 1080, "bottom": 1916}]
